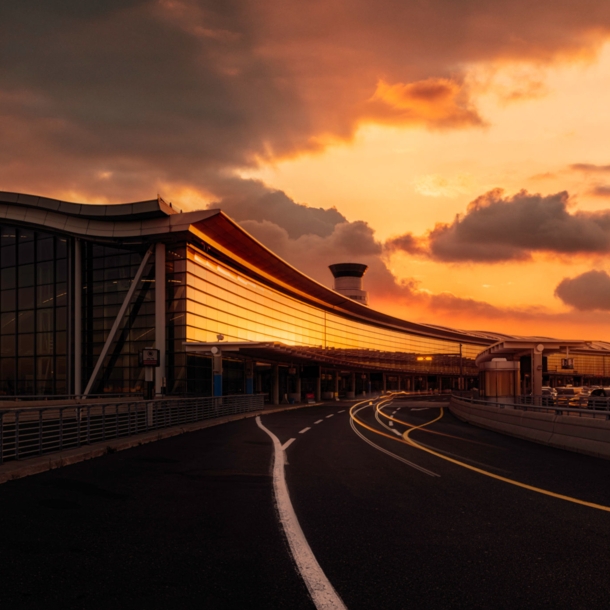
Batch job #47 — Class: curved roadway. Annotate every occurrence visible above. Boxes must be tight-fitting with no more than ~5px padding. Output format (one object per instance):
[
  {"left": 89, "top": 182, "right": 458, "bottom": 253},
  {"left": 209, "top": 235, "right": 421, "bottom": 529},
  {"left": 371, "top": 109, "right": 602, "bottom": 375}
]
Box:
[{"left": 0, "top": 396, "right": 609, "bottom": 609}]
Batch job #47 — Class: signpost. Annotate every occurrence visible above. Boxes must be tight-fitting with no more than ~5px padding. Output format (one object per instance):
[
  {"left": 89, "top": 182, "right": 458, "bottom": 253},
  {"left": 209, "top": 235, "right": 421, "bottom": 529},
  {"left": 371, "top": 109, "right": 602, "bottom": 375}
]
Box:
[{"left": 139, "top": 348, "right": 160, "bottom": 399}]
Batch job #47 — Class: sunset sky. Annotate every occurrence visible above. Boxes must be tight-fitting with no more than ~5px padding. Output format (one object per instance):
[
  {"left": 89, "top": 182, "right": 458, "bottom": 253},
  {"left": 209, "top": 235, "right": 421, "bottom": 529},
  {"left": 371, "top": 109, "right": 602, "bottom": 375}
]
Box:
[{"left": 3, "top": 1, "right": 610, "bottom": 339}]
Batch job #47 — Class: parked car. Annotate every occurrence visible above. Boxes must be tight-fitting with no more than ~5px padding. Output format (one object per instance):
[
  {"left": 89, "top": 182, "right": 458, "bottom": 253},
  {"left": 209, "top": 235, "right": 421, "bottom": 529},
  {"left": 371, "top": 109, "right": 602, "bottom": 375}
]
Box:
[
  {"left": 539, "top": 386, "right": 557, "bottom": 406},
  {"left": 555, "top": 386, "right": 590, "bottom": 408},
  {"left": 587, "top": 387, "right": 610, "bottom": 409}
]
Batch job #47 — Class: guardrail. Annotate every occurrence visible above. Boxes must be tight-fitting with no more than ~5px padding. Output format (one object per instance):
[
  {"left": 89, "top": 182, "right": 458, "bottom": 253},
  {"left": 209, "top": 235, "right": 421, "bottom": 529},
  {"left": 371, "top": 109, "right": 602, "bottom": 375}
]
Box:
[
  {"left": 0, "top": 394, "right": 265, "bottom": 465},
  {"left": 0, "top": 393, "right": 135, "bottom": 403},
  {"left": 452, "top": 393, "right": 610, "bottom": 419}
]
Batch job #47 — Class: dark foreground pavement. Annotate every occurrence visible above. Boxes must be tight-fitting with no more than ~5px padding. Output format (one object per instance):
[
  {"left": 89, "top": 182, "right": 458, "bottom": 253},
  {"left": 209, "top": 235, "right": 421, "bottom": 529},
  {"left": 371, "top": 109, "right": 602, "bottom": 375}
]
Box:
[
  {"left": 0, "top": 416, "right": 311, "bottom": 610},
  {"left": 1, "top": 399, "right": 609, "bottom": 609}
]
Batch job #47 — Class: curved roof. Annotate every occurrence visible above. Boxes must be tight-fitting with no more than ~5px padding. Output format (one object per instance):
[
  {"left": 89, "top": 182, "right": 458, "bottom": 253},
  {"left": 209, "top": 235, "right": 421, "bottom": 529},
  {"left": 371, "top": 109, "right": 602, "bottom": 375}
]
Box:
[
  {"left": 0, "top": 191, "right": 176, "bottom": 220},
  {"left": 4, "top": 191, "right": 607, "bottom": 351}
]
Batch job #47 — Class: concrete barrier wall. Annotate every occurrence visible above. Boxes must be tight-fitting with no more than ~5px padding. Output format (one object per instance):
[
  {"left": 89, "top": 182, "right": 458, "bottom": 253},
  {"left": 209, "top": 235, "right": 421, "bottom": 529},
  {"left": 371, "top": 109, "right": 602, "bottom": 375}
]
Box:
[{"left": 450, "top": 397, "right": 610, "bottom": 460}]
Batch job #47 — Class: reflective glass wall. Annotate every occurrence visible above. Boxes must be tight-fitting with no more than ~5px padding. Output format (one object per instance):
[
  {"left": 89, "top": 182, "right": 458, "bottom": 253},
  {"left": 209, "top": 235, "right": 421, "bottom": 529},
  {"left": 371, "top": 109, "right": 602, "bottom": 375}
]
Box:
[
  {"left": 81, "top": 243, "right": 155, "bottom": 394},
  {"left": 183, "top": 244, "right": 483, "bottom": 375},
  {"left": 0, "top": 225, "right": 69, "bottom": 395}
]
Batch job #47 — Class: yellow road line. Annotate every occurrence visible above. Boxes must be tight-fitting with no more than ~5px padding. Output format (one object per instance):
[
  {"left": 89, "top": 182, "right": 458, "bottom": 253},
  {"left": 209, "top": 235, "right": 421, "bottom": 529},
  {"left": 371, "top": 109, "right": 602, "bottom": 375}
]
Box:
[{"left": 402, "top": 408, "right": 610, "bottom": 514}]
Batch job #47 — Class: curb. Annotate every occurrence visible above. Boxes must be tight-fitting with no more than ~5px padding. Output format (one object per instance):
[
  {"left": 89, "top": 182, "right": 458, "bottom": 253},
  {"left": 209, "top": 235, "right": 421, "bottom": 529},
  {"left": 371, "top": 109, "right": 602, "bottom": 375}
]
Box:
[{"left": 0, "top": 401, "right": 327, "bottom": 485}]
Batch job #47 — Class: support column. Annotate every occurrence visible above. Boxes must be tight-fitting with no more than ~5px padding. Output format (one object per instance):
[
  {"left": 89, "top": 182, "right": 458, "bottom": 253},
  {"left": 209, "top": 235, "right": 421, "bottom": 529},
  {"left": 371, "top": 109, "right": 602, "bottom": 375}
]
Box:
[
  {"left": 315, "top": 375, "right": 322, "bottom": 403},
  {"left": 334, "top": 371, "right": 339, "bottom": 399},
  {"left": 212, "top": 349, "right": 223, "bottom": 396},
  {"left": 348, "top": 372, "right": 356, "bottom": 399},
  {"left": 533, "top": 345, "right": 544, "bottom": 401},
  {"left": 255, "top": 371, "right": 262, "bottom": 393},
  {"left": 272, "top": 364, "right": 279, "bottom": 405},
  {"left": 245, "top": 360, "right": 254, "bottom": 394},
  {"left": 74, "top": 238, "right": 82, "bottom": 396},
  {"left": 155, "top": 243, "right": 166, "bottom": 397},
  {"left": 397, "top": 376, "right": 402, "bottom": 392},
  {"left": 367, "top": 374, "right": 372, "bottom": 396},
  {"left": 296, "top": 370, "right": 302, "bottom": 400},
  {"left": 382, "top": 373, "right": 387, "bottom": 393}
]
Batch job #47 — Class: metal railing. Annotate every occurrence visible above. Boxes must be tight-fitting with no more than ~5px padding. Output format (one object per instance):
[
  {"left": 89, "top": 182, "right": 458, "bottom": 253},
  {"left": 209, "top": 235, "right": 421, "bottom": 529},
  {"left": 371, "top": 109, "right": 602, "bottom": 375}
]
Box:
[
  {"left": 0, "top": 394, "right": 265, "bottom": 465},
  {"left": 452, "top": 392, "right": 610, "bottom": 419},
  {"left": 0, "top": 393, "right": 134, "bottom": 403}
]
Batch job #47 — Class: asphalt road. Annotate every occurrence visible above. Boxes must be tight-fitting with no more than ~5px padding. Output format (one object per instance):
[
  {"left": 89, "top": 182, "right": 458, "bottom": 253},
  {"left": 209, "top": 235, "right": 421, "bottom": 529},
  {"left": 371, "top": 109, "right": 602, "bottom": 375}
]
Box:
[{"left": 1, "top": 397, "right": 609, "bottom": 609}]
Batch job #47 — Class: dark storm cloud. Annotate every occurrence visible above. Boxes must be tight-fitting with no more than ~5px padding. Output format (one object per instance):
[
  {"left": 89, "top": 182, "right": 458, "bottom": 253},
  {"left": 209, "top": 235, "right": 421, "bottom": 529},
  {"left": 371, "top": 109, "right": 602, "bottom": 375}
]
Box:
[
  {"left": 2, "top": 0, "right": 610, "bottom": 201},
  {"left": 555, "top": 270, "right": 610, "bottom": 311},
  {"left": 384, "top": 233, "right": 425, "bottom": 255},
  {"left": 210, "top": 178, "right": 347, "bottom": 239},
  {"left": 387, "top": 189, "right": 610, "bottom": 262}
]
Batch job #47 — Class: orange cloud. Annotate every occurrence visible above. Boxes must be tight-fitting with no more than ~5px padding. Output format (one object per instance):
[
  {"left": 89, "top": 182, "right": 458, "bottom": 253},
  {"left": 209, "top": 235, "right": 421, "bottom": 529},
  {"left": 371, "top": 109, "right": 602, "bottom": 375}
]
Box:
[{"left": 363, "top": 78, "right": 484, "bottom": 129}]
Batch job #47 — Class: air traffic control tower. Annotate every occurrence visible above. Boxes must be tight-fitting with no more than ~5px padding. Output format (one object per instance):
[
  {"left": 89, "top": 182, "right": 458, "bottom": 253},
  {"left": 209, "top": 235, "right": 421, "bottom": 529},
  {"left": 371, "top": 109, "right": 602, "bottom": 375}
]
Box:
[{"left": 329, "top": 263, "right": 369, "bottom": 305}]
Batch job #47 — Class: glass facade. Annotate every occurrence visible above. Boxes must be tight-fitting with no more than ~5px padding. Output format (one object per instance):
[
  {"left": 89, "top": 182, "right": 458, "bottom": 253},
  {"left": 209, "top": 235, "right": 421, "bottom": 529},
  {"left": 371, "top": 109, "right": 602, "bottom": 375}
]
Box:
[
  {"left": 181, "top": 244, "right": 483, "bottom": 375},
  {"left": 0, "top": 225, "right": 69, "bottom": 395},
  {"left": 547, "top": 353, "right": 610, "bottom": 379},
  {"left": 81, "top": 242, "right": 156, "bottom": 394}
]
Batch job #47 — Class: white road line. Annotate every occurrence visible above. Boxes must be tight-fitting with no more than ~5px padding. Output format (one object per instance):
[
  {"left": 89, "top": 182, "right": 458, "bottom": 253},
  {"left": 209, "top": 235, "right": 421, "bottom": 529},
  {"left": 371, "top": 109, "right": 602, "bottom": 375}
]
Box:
[
  {"left": 392, "top": 429, "right": 402, "bottom": 437},
  {"left": 325, "top": 414, "right": 334, "bottom": 419},
  {"left": 314, "top": 419, "right": 323, "bottom": 424},
  {"left": 282, "top": 438, "right": 296, "bottom": 450},
  {"left": 255, "top": 417, "right": 347, "bottom": 610},
  {"left": 338, "top": 410, "right": 345, "bottom": 413},
  {"left": 299, "top": 427, "right": 311, "bottom": 434},
  {"left": 411, "top": 408, "right": 429, "bottom": 411},
  {"left": 388, "top": 421, "right": 393, "bottom": 426}
]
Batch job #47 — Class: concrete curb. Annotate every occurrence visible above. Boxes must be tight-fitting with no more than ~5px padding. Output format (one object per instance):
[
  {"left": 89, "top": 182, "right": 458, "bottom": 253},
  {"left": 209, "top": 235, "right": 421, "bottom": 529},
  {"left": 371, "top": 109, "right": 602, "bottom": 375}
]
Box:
[
  {"left": 450, "top": 397, "right": 610, "bottom": 460},
  {"left": 0, "top": 401, "right": 328, "bottom": 485}
]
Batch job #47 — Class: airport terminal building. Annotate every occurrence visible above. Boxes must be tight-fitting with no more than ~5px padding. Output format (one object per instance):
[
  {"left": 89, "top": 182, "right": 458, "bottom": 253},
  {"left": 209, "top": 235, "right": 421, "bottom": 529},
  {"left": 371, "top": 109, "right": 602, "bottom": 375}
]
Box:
[{"left": 1, "top": 191, "right": 610, "bottom": 401}]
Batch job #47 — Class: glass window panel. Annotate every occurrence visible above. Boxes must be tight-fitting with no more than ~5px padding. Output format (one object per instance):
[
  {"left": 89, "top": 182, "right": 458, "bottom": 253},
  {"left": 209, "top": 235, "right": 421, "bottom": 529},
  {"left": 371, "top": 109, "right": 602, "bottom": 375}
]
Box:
[
  {"left": 17, "top": 358, "right": 35, "bottom": 388},
  {"left": 36, "top": 238, "right": 54, "bottom": 262},
  {"left": 55, "top": 259, "right": 67, "bottom": 283},
  {"left": 37, "top": 284, "right": 54, "bottom": 308},
  {"left": 56, "top": 356, "right": 66, "bottom": 376},
  {"left": 1, "top": 226, "right": 16, "bottom": 245},
  {"left": 18, "top": 240, "right": 34, "bottom": 264},
  {"left": 0, "top": 357, "right": 16, "bottom": 378},
  {"left": 18, "top": 229, "right": 34, "bottom": 242},
  {"left": 1, "top": 334, "right": 15, "bottom": 357},
  {"left": 37, "top": 261, "right": 54, "bottom": 285},
  {"left": 18, "top": 333, "right": 34, "bottom": 356},
  {"left": 0, "top": 290, "right": 15, "bottom": 312},
  {"left": 36, "top": 357, "right": 53, "bottom": 382},
  {"left": 18, "top": 310, "right": 34, "bottom": 333},
  {"left": 1, "top": 312, "right": 15, "bottom": 335},
  {"left": 1, "top": 267, "right": 15, "bottom": 289},
  {"left": 55, "top": 331, "right": 67, "bottom": 355},
  {"left": 0, "top": 245, "right": 16, "bottom": 268},
  {"left": 18, "top": 287, "right": 35, "bottom": 309},
  {"left": 36, "top": 332, "right": 54, "bottom": 355},
  {"left": 18, "top": 264, "right": 35, "bottom": 287},
  {"left": 55, "top": 307, "right": 67, "bottom": 331},
  {"left": 36, "top": 309, "right": 54, "bottom": 333},
  {"left": 55, "top": 283, "right": 67, "bottom": 307},
  {"left": 56, "top": 238, "right": 67, "bottom": 259}
]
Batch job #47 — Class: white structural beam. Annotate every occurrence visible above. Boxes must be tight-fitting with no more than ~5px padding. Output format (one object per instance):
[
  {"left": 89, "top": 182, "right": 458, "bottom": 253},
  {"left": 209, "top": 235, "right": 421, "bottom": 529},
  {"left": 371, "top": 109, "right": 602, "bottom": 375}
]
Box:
[
  {"left": 155, "top": 242, "right": 166, "bottom": 396},
  {"left": 83, "top": 246, "right": 153, "bottom": 397}
]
